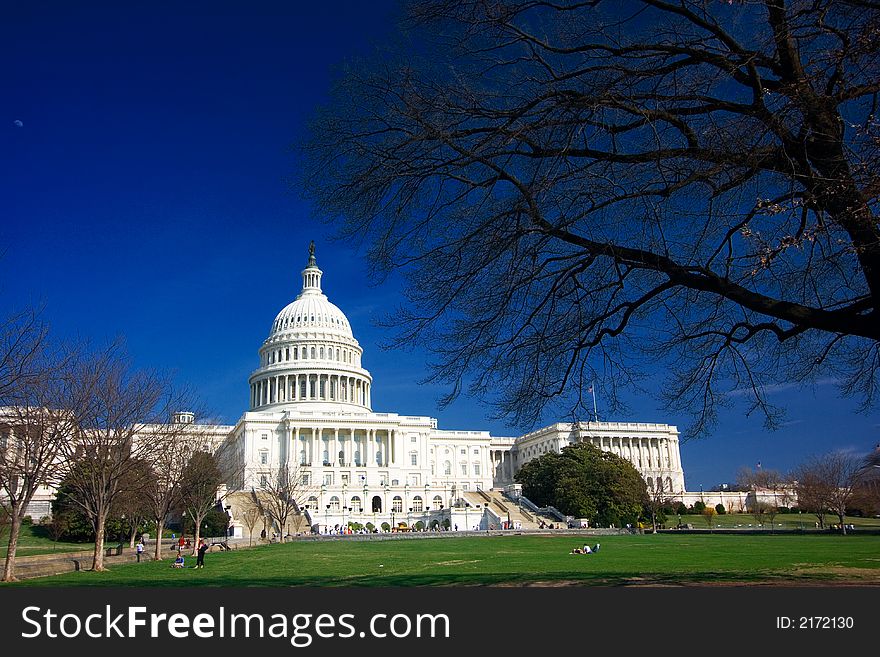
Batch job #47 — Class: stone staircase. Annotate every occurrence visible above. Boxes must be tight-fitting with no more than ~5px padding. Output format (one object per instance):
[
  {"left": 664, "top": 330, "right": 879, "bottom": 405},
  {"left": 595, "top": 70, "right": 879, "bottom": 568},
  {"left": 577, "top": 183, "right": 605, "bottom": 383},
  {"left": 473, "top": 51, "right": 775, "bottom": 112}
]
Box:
[{"left": 462, "top": 489, "right": 552, "bottom": 529}]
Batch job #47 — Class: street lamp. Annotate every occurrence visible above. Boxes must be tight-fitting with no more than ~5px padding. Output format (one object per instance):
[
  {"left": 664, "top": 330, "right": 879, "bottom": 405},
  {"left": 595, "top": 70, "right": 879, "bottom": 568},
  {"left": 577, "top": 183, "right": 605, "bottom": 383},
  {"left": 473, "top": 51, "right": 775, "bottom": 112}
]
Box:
[
  {"left": 325, "top": 505, "right": 330, "bottom": 534},
  {"left": 224, "top": 505, "right": 232, "bottom": 543}
]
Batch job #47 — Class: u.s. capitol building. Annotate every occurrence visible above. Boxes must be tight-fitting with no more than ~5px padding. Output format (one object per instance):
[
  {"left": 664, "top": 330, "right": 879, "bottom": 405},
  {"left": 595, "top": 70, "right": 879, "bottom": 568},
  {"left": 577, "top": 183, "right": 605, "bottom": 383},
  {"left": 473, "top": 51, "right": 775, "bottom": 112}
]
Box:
[{"left": 213, "top": 245, "right": 687, "bottom": 533}]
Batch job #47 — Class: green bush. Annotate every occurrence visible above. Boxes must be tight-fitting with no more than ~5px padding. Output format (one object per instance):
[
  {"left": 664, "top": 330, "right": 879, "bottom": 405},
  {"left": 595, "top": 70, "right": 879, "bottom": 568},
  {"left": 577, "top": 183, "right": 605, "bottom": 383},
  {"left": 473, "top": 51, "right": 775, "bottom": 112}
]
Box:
[
  {"left": 715, "top": 504, "right": 726, "bottom": 515},
  {"left": 673, "top": 501, "right": 688, "bottom": 515},
  {"left": 414, "top": 521, "right": 425, "bottom": 530},
  {"left": 442, "top": 518, "right": 451, "bottom": 530},
  {"left": 365, "top": 522, "right": 375, "bottom": 533},
  {"left": 691, "top": 501, "right": 706, "bottom": 513},
  {"left": 380, "top": 522, "right": 391, "bottom": 532}
]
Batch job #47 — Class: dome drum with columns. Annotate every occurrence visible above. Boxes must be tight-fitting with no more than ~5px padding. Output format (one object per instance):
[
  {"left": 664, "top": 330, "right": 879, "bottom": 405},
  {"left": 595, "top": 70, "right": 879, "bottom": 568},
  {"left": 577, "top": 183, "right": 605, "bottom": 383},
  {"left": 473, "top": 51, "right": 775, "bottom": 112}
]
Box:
[
  {"left": 218, "top": 243, "right": 690, "bottom": 536},
  {"left": 248, "top": 242, "right": 372, "bottom": 412}
]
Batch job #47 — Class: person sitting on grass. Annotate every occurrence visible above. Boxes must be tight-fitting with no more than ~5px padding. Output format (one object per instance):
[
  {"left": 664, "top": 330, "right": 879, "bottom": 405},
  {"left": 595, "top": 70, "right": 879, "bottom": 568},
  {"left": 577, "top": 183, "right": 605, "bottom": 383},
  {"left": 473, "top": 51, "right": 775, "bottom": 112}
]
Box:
[
  {"left": 570, "top": 547, "right": 583, "bottom": 554},
  {"left": 171, "top": 553, "right": 185, "bottom": 568}
]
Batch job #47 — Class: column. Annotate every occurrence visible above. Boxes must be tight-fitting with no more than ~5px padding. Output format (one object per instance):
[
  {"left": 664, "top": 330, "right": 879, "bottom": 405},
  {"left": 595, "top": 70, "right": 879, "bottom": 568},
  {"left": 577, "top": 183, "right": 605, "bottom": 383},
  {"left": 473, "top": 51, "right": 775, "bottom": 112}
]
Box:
[{"left": 333, "top": 428, "right": 339, "bottom": 465}]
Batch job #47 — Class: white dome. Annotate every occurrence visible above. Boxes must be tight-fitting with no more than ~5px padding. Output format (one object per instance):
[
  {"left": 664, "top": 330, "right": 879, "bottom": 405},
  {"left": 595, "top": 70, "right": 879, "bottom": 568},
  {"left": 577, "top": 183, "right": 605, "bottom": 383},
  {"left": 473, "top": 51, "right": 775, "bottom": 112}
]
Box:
[
  {"left": 270, "top": 294, "right": 352, "bottom": 338},
  {"left": 248, "top": 242, "right": 373, "bottom": 412}
]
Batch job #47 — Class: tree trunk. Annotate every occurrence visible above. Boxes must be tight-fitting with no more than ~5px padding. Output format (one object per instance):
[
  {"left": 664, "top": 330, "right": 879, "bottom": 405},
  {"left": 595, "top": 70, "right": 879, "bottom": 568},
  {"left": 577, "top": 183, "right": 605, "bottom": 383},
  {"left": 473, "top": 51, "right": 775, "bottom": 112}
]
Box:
[
  {"left": 2, "top": 514, "right": 23, "bottom": 582},
  {"left": 92, "top": 515, "right": 106, "bottom": 571},
  {"left": 838, "top": 512, "right": 847, "bottom": 535},
  {"left": 192, "top": 513, "right": 207, "bottom": 554},
  {"left": 154, "top": 516, "right": 164, "bottom": 561}
]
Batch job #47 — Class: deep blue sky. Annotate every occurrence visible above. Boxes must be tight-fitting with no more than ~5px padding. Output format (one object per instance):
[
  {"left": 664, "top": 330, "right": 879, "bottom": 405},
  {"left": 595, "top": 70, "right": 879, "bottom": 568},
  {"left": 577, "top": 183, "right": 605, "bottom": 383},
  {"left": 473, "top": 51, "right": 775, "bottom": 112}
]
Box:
[{"left": 2, "top": 1, "right": 878, "bottom": 491}]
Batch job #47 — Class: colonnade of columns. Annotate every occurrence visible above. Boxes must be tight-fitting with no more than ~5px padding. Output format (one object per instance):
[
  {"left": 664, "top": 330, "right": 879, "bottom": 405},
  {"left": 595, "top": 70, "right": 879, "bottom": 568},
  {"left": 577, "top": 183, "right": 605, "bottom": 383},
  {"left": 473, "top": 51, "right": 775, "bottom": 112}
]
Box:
[
  {"left": 291, "top": 427, "right": 399, "bottom": 467},
  {"left": 582, "top": 435, "right": 681, "bottom": 473},
  {"left": 250, "top": 373, "right": 371, "bottom": 409},
  {"left": 489, "top": 449, "right": 515, "bottom": 484}
]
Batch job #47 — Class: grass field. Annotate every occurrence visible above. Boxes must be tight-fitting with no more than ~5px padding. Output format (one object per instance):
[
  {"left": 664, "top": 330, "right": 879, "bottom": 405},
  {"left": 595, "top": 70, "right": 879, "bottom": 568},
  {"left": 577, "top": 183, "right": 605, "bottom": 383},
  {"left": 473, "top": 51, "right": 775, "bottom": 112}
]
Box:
[
  {"left": 668, "top": 513, "right": 880, "bottom": 530},
  {"left": 5, "top": 533, "right": 880, "bottom": 587},
  {"left": 0, "top": 525, "right": 93, "bottom": 559}
]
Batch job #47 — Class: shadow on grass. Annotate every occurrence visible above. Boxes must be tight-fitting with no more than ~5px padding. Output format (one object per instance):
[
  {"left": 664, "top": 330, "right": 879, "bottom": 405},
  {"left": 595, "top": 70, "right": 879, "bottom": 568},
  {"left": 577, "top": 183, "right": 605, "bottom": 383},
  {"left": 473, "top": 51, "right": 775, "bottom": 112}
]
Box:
[{"left": 9, "top": 569, "right": 858, "bottom": 588}]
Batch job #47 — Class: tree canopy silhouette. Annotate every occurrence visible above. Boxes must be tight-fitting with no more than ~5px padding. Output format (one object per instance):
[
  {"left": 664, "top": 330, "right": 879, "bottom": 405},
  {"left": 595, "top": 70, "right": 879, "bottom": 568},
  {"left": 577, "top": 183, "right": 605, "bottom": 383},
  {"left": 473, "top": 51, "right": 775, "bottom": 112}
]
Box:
[{"left": 300, "top": 0, "right": 880, "bottom": 435}]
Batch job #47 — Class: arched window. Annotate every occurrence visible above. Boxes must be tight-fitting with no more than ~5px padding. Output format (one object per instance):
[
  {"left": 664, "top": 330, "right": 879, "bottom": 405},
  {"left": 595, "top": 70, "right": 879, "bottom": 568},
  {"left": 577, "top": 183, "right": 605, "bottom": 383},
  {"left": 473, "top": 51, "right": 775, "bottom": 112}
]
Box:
[
  {"left": 310, "top": 347, "right": 316, "bottom": 359},
  {"left": 412, "top": 496, "right": 423, "bottom": 512},
  {"left": 299, "top": 449, "right": 306, "bottom": 465},
  {"left": 646, "top": 477, "right": 654, "bottom": 490},
  {"left": 293, "top": 347, "right": 298, "bottom": 359},
  {"left": 350, "top": 496, "right": 362, "bottom": 512},
  {"left": 354, "top": 449, "right": 361, "bottom": 466},
  {"left": 444, "top": 461, "right": 451, "bottom": 475},
  {"left": 307, "top": 496, "right": 318, "bottom": 509},
  {"left": 432, "top": 495, "right": 443, "bottom": 510},
  {"left": 285, "top": 348, "right": 289, "bottom": 361},
  {"left": 320, "top": 346, "right": 325, "bottom": 359},
  {"left": 336, "top": 348, "right": 340, "bottom": 360},
  {"left": 666, "top": 476, "right": 673, "bottom": 492},
  {"left": 329, "top": 496, "right": 340, "bottom": 511},
  {"left": 392, "top": 496, "right": 403, "bottom": 513},
  {"left": 323, "top": 448, "right": 329, "bottom": 465}
]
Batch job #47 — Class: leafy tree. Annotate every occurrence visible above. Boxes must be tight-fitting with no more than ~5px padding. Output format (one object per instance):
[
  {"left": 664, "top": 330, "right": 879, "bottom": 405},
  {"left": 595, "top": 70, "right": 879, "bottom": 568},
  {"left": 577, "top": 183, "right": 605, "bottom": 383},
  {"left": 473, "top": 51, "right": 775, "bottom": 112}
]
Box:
[
  {"left": 301, "top": 0, "right": 880, "bottom": 436},
  {"left": 516, "top": 443, "right": 646, "bottom": 527},
  {"left": 715, "top": 504, "right": 726, "bottom": 515},
  {"left": 702, "top": 506, "right": 717, "bottom": 528}
]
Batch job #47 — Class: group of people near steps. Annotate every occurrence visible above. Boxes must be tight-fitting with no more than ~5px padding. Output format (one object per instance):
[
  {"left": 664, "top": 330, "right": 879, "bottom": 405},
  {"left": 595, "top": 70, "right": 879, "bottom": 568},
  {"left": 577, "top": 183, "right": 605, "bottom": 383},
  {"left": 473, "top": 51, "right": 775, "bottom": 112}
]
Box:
[{"left": 133, "top": 535, "right": 210, "bottom": 569}]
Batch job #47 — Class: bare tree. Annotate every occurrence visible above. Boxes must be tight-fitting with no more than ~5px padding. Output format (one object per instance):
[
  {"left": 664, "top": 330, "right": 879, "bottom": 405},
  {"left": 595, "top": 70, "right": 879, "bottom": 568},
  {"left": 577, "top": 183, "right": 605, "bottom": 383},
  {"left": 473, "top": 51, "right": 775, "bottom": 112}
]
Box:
[
  {"left": 736, "top": 466, "right": 784, "bottom": 492},
  {"left": 179, "top": 450, "right": 223, "bottom": 552},
  {"left": 230, "top": 493, "right": 262, "bottom": 547},
  {"left": 645, "top": 473, "right": 674, "bottom": 532},
  {"left": 141, "top": 416, "right": 209, "bottom": 562},
  {"left": 793, "top": 451, "right": 870, "bottom": 534},
  {"left": 0, "top": 317, "right": 77, "bottom": 581},
  {"left": 248, "top": 463, "right": 314, "bottom": 540},
  {"left": 111, "top": 460, "right": 153, "bottom": 549},
  {"left": 792, "top": 461, "right": 833, "bottom": 528},
  {"left": 60, "top": 345, "right": 189, "bottom": 571},
  {"left": 300, "top": 0, "right": 880, "bottom": 435}
]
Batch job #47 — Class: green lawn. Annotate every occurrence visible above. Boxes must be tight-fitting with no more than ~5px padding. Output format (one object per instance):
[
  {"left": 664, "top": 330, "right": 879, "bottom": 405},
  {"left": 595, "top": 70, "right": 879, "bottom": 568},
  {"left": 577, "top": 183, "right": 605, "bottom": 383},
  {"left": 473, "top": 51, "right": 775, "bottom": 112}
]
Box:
[
  {"left": 0, "top": 525, "right": 93, "bottom": 559},
  {"left": 668, "top": 513, "right": 880, "bottom": 530},
  {"left": 5, "top": 533, "right": 880, "bottom": 587}
]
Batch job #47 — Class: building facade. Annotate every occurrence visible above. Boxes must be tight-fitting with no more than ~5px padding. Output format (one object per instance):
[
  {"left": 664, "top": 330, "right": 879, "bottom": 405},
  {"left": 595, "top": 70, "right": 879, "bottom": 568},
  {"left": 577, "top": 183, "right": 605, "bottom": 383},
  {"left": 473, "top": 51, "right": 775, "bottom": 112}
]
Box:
[{"left": 217, "top": 245, "right": 689, "bottom": 533}]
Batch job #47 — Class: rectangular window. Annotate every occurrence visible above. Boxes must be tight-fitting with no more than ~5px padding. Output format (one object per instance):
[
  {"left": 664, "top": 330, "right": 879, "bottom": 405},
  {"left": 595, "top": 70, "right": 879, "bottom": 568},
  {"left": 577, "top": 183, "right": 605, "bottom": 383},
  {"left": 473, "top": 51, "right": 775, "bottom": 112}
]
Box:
[
  {"left": 461, "top": 463, "right": 467, "bottom": 476},
  {"left": 302, "top": 474, "right": 310, "bottom": 486},
  {"left": 473, "top": 463, "right": 480, "bottom": 476},
  {"left": 323, "top": 474, "right": 333, "bottom": 486},
  {"left": 341, "top": 473, "right": 350, "bottom": 485},
  {"left": 462, "top": 483, "right": 470, "bottom": 491},
  {"left": 411, "top": 436, "right": 417, "bottom": 443},
  {"left": 260, "top": 475, "right": 268, "bottom": 488},
  {"left": 460, "top": 448, "right": 466, "bottom": 455},
  {"left": 410, "top": 453, "right": 418, "bottom": 466},
  {"left": 261, "top": 433, "right": 268, "bottom": 440},
  {"left": 260, "top": 452, "right": 268, "bottom": 465}
]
